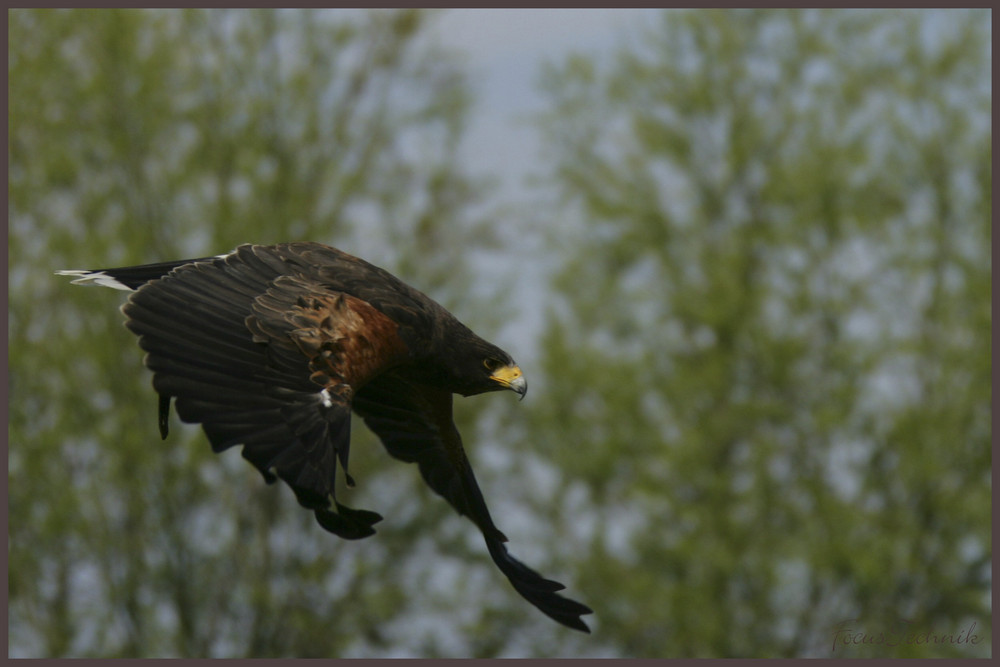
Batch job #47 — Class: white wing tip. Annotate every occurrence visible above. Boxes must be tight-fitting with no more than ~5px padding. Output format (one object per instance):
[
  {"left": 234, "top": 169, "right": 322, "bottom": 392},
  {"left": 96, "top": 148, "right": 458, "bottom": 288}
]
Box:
[{"left": 56, "top": 269, "right": 133, "bottom": 291}]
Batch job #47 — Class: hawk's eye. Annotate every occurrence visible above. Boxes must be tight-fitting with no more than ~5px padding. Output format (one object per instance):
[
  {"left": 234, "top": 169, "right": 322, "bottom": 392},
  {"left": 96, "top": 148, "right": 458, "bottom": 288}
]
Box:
[{"left": 483, "top": 358, "right": 501, "bottom": 373}]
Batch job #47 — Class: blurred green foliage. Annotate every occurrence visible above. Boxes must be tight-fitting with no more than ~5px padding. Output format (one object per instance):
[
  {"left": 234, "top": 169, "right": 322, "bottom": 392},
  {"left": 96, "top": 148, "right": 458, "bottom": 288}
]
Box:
[
  {"left": 531, "top": 8, "right": 990, "bottom": 657},
  {"left": 8, "top": 7, "right": 991, "bottom": 659},
  {"left": 10, "top": 8, "right": 502, "bottom": 657}
]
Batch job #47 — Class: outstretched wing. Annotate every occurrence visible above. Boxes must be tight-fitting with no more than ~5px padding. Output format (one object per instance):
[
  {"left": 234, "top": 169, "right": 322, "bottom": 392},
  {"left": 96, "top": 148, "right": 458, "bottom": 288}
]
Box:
[
  {"left": 352, "top": 375, "right": 593, "bottom": 632},
  {"left": 122, "top": 250, "right": 408, "bottom": 539}
]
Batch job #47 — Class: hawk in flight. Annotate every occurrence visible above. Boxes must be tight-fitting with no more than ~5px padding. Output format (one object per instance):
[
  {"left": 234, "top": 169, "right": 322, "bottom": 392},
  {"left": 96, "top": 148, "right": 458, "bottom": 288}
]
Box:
[{"left": 59, "top": 242, "right": 592, "bottom": 633}]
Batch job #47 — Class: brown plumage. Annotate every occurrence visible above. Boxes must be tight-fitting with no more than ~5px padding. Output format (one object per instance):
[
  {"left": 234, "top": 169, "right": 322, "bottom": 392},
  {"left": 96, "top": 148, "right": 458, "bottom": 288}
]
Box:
[{"left": 59, "top": 242, "right": 592, "bottom": 633}]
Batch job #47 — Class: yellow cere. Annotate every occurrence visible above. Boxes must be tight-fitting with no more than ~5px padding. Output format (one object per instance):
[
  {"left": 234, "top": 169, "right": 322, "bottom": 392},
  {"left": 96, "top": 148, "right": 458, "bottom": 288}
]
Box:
[{"left": 490, "top": 364, "right": 523, "bottom": 387}]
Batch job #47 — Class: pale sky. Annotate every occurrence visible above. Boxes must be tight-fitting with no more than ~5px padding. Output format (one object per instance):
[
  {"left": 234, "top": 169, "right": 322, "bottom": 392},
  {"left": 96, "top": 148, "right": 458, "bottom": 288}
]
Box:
[
  {"left": 431, "top": 9, "right": 661, "bottom": 198},
  {"left": 426, "top": 10, "right": 663, "bottom": 364}
]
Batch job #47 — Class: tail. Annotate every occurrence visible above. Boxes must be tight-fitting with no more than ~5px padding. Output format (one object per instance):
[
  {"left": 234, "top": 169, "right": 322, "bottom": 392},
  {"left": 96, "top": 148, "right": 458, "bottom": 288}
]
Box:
[{"left": 57, "top": 256, "right": 220, "bottom": 291}]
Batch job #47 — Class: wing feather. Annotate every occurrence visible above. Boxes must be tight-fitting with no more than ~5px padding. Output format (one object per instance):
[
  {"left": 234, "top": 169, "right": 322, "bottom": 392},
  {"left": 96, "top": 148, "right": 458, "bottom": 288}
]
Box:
[
  {"left": 121, "top": 248, "right": 408, "bottom": 538},
  {"left": 353, "top": 374, "right": 593, "bottom": 632}
]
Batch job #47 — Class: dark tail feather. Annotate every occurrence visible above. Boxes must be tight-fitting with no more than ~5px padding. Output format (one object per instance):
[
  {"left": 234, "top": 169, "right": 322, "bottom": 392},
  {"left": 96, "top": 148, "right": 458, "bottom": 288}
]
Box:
[{"left": 57, "top": 256, "right": 218, "bottom": 291}]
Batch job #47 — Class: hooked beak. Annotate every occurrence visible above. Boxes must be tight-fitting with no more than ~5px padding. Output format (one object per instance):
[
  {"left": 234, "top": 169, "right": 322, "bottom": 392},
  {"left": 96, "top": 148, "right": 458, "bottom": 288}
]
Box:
[{"left": 490, "top": 364, "right": 527, "bottom": 400}]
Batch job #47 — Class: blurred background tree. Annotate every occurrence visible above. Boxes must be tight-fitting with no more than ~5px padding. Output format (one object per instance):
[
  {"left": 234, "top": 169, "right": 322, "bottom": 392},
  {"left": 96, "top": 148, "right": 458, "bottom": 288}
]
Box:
[
  {"left": 9, "top": 7, "right": 991, "bottom": 659},
  {"left": 10, "top": 8, "right": 507, "bottom": 657},
  {"left": 528, "top": 8, "right": 990, "bottom": 658}
]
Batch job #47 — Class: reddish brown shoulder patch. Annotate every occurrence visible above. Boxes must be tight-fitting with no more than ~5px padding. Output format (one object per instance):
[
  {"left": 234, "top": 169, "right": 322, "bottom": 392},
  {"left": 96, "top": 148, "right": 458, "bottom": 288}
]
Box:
[{"left": 285, "top": 291, "right": 409, "bottom": 393}]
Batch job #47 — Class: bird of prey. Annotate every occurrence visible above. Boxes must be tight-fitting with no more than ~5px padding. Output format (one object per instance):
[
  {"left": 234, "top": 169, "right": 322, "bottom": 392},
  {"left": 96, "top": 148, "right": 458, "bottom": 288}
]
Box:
[{"left": 59, "top": 242, "right": 592, "bottom": 633}]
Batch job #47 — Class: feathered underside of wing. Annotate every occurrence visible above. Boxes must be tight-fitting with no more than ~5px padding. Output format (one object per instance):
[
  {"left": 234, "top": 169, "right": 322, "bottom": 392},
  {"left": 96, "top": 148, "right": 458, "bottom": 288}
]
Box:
[
  {"left": 245, "top": 274, "right": 410, "bottom": 488},
  {"left": 122, "top": 246, "right": 409, "bottom": 539},
  {"left": 353, "top": 374, "right": 593, "bottom": 632}
]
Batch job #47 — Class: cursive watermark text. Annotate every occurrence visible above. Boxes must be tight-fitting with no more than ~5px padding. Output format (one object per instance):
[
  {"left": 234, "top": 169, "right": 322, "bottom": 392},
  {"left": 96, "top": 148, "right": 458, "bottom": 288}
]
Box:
[{"left": 831, "top": 618, "right": 982, "bottom": 653}]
